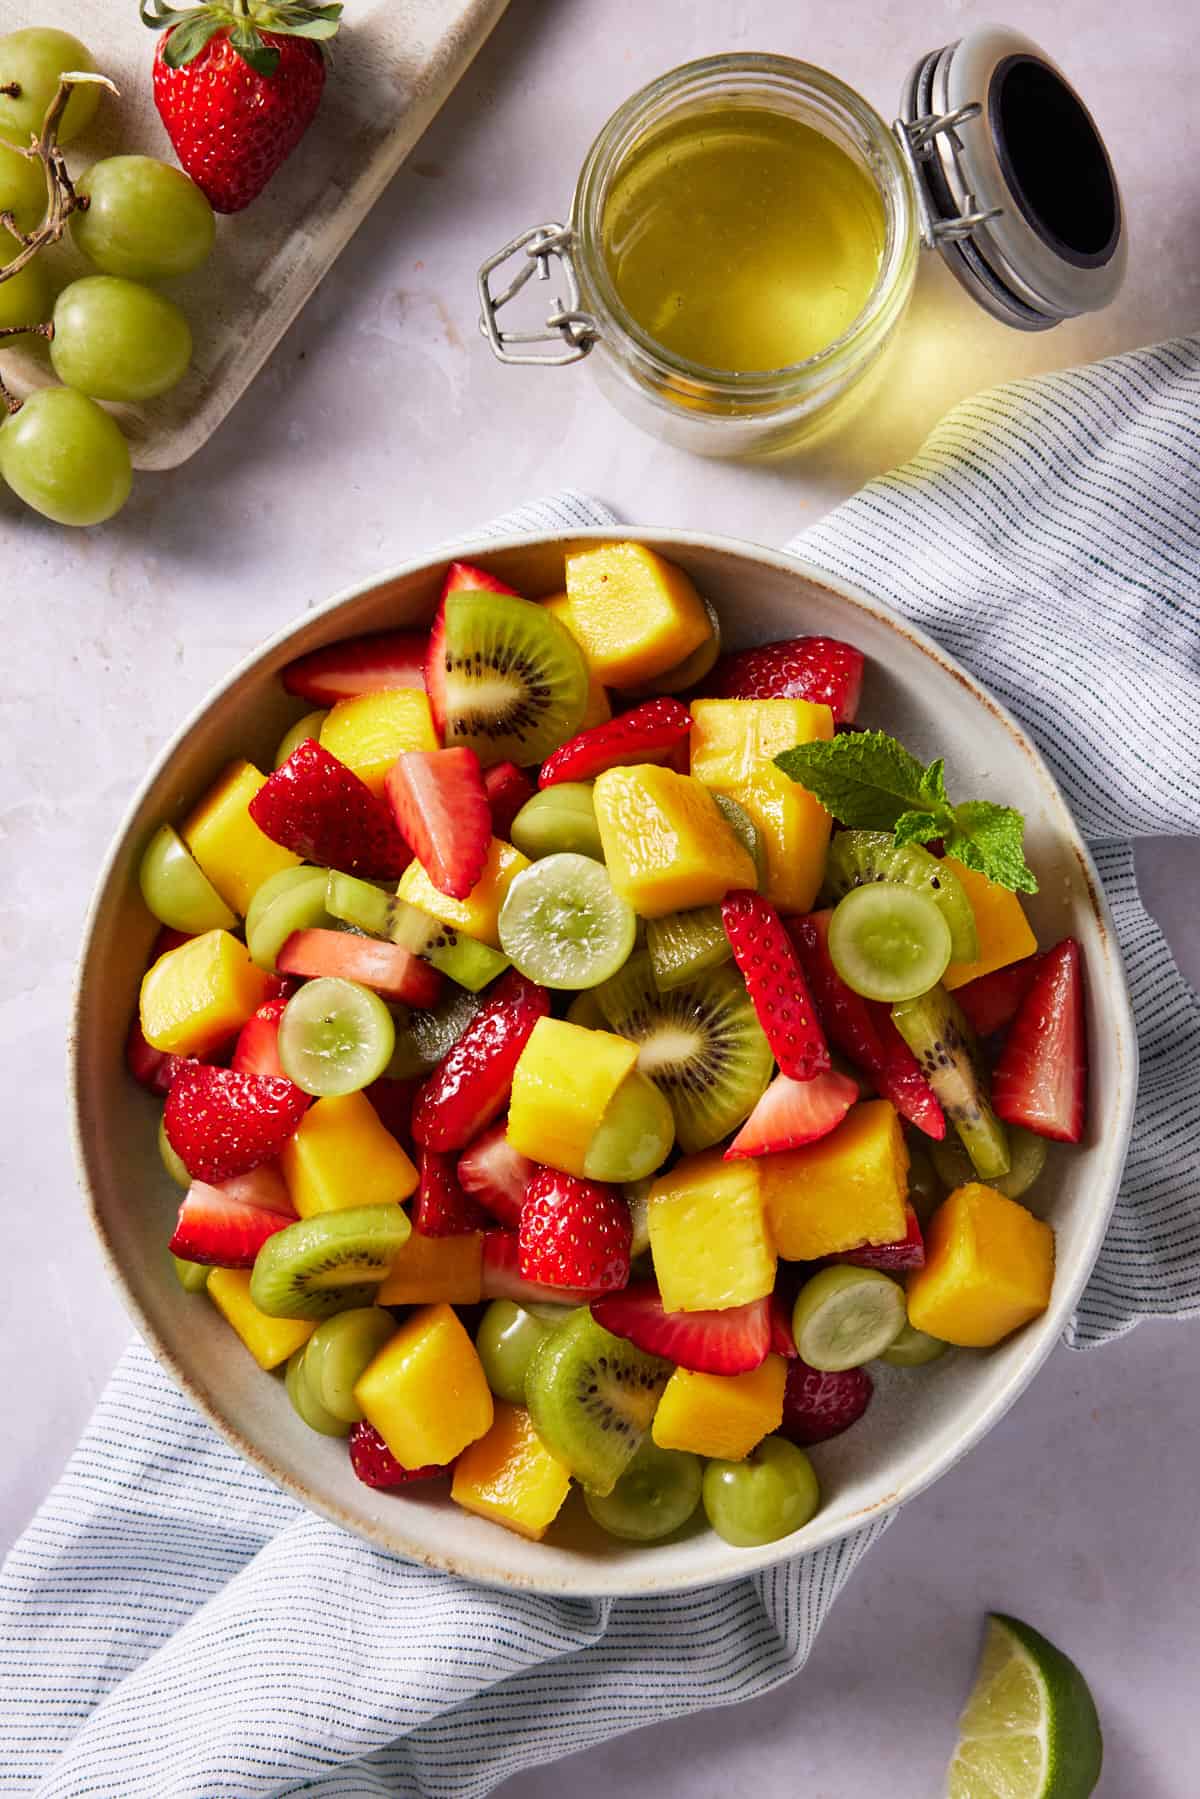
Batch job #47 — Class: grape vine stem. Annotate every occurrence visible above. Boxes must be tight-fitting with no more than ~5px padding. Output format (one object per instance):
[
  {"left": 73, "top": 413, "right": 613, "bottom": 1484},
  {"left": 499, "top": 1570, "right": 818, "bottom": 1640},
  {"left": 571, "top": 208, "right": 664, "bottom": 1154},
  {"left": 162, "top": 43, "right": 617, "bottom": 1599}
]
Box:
[{"left": 0, "top": 71, "right": 118, "bottom": 288}]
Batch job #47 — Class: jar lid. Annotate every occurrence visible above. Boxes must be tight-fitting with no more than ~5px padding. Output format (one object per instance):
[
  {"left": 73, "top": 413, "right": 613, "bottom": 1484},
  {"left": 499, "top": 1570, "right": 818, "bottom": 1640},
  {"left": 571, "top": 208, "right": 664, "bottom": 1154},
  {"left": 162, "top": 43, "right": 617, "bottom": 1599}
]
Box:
[{"left": 897, "top": 25, "right": 1125, "bottom": 330}]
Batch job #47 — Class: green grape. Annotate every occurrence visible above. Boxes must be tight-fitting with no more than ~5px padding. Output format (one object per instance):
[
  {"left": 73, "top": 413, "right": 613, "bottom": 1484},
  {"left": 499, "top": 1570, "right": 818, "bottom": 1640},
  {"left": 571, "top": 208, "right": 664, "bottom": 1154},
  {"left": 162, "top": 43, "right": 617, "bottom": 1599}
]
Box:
[
  {"left": 0, "top": 29, "right": 101, "bottom": 145},
  {"left": 0, "top": 141, "right": 45, "bottom": 235},
  {"left": 140, "top": 823, "right": 237, "bottom": 934},
  {"left": 172, "top": 1255, "right": 209, "bottom": 1293},
  {"left": 50, "top": 276, "right": 192, "bottom": 403},
  {"left": 0, "top": 239, "right": 51, "bottom": 341},
  {"left": 71, "top": 155, "right": 215, "bottom": 280},
  {"left": 702, "top": 1436, "right": 821, "bottom": 1547},
  {"left": 158, "top": 1115, "right": 191, "bottom": 1189},
  {"left": 275, "top": 710, "right": 328, "bottom": 768},
  {"left": 584, "top": 1438, "right": 702, "bottom": 1542},
  {"left": 0, "top": 386, "right": 131, "bottom": 527},
  {"left": 475, "top": 1300, "right": 550, "bottom": 1403}
]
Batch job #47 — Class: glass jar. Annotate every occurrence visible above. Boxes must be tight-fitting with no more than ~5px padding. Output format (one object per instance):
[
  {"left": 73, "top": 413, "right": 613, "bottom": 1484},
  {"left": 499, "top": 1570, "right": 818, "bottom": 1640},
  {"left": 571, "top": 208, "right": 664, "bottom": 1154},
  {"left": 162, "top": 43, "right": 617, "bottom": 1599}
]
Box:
[{"left": 479, "top": 31, "right": 1124, "bottom": 459}]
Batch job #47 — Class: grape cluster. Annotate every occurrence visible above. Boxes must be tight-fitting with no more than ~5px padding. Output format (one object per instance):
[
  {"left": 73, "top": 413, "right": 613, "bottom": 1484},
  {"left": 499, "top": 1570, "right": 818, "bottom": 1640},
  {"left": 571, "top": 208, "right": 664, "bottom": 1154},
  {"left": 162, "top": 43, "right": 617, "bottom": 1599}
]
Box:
[{"left": 0, "top": 26, "right": 216, "bottom": 527}]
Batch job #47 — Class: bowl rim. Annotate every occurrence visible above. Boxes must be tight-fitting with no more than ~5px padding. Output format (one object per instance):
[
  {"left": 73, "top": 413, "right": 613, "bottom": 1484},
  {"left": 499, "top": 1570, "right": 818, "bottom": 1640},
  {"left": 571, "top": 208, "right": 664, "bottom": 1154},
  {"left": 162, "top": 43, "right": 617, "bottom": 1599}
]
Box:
[{"left": 69, "top": 525, "right": 1138, "bottom": 1596}]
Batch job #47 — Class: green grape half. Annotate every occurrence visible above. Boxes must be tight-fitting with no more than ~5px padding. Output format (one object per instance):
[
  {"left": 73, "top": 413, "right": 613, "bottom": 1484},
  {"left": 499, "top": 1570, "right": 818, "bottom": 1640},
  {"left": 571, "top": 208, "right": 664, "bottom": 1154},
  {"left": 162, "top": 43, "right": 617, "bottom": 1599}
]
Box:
[
  {"left": 0, "top": 141, "right": 45, "bottom": 236},
  {"left": 0, "top": 29, "right": 101, "bottom": 145},
  {"left": 71, "top": 155, "right": 215, "bottom": 280},
  {"left": 0, "top": 386, "right": 131, "bottom": 527},
  {"left": 51, "top": 276, "right": 192, "bottom": 403}
]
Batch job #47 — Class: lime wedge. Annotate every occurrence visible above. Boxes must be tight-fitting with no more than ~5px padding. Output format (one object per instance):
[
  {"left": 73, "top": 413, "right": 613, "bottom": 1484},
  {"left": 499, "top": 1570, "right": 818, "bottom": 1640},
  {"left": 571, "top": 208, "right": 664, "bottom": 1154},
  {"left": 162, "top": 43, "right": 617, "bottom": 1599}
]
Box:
[{"left": 947, "top": 1613, "right": 1102, "bottom": 1799}]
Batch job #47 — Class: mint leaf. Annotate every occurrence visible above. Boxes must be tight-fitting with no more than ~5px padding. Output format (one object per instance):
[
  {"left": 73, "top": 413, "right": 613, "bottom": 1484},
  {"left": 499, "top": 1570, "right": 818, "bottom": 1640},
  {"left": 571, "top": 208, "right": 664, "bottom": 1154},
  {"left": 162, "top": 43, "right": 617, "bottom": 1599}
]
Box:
[
  {"left": 894, "top": 809, "right": 945, "bottom": 850},
  {"left": 918, "top": 757, "right": 950, "bottom": 811},
  {"left": 945, "top": 802, "right": 1038, "bottom": 894},
  {"left": 774, "top": 731, "right": 941, "bottom": 832}
]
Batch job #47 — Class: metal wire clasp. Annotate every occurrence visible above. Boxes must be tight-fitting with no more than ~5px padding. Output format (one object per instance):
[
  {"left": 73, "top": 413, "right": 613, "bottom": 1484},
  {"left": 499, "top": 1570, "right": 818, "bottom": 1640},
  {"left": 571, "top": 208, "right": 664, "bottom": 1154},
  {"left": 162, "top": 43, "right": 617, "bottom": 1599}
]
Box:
[
  {"left": 893, "top": 102, "right": 1003, "bottom": 250},
  {"left": 478, "top": 222, "right": 599, "bottom": 367}
]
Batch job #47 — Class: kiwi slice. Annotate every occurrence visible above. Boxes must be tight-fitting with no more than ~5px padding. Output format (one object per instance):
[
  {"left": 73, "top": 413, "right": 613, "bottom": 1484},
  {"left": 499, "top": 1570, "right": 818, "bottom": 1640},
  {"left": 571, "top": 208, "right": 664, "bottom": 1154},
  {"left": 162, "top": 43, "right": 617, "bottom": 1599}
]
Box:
[
  {"left": 327, "top": 874, "right": 509, "bottom": 994},
  {"left": 825, "top": 831, "right": 978, "bottom": 962},
  {"left": 645, "top": 906, "right": 732, "bottom": 991},
  {"left": 712, "top": 792, "right": 766, "bottom": 889},
  {"left": 385, "top": 986, "right": 480, "bottom": 1079},
  {"left": 891, "top": 986, "right": 1011, "bottom": 1180},
  {"left": 438, "top": 591, "right": 590, "bottom": 769},
  {"left": 525, "top": 1308, "right": 671, "bottom": 1496},
  {"left": 249, "top": 1205, "right": 411, "bottom": 1320},
  {"left": 595, "top": 954, "right": 773, "bottom": 1154},
  {"left": 931, "top": 1123, "right": 1047, "bottom": 1200},
  {"left": 565, "top": 988, "right": 606, "bottom": 1029}
]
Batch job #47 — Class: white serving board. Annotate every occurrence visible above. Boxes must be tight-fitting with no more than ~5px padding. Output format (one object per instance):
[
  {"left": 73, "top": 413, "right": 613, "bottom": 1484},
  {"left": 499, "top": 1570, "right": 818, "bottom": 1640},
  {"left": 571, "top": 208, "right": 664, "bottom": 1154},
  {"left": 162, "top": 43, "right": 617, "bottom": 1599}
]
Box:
[{"left": 3, "top": 0, "right": 509, "bottom": 468}]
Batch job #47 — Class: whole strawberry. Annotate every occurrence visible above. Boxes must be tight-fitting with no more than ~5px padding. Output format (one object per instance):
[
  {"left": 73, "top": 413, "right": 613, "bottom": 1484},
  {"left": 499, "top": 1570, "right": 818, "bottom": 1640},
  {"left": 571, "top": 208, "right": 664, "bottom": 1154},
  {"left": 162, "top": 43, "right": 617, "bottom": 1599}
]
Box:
[{"left": 141, "top": 0, "right": 342, "bottom": 213}]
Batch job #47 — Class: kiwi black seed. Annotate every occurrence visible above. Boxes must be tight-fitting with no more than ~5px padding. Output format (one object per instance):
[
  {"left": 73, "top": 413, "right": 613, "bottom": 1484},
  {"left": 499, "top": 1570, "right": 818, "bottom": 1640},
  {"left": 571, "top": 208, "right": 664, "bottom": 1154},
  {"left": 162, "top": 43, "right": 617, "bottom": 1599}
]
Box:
[
  {"left": 249, "top": 1205, "right": 411, "bottom": 1320},
  {"left": 825, "top": 830, "right": 979, "bottom": 962},
  {"left": 594, "top": 953, "right": 773, "bottom": 1153},
  {"left": 440, "top": 591, "right": 590, "bottom": 768},
  {"left": 525, "top": 1309, "right": 672, "bottom": 1495},
  {"left": 385, "top": 985, "right": 480, "bottom": 1079},
  {"left": 890, "top": 985, "right": 1012, "bottom": 1180}
]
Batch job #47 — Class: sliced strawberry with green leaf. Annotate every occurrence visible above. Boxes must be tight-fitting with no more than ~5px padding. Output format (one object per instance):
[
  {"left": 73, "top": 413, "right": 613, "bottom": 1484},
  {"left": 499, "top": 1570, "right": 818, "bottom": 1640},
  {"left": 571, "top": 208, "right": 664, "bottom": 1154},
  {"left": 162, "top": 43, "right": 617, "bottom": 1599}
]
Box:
[
  {"left": 483, "top": 762, "right": 534, "bottom": 840},
  {"left": 537, "top": 698, "right": 692, "bottom": 789},
  {"left": 412, "top": 1148, "right": 492, "bottom": 1237},
  {"left": 248, "top": 739, "right": 410, "bottom": 878},
  {"left": 456, "top": 1119, "right": 535, "bottom": 1228},
  {"left": 779, "top": 1359, "right": 873, "bottom": 1446},
  {"left": 384, "top": 747, "right": 491, "bottom": 901},
  {"left": 347, "top": 1422, "right": 450, "bottom": 1489},
  {"left": 411, "top": 970, "right": 550, "bottom": 1152},
  {"left": 721, "top": 890, "right": 830, "bottom": 1081},
  {"left": 725, "top": 1068, "right": 858, "bottom": 1159},
  {"left": 280, "top": 629, "right": 427, "bottom": 704},
  {"left": 592, "top": 1281, "right": 770, "bottom": 1374},
  {"left": 993, "top": 939, "right": 1086, "bottom": 1142},
  {"left": 701, "top": 636, "right": 864, "bottom": 723},
  {"left": 276, "top": 928, "right": 441, "bottom": 1008},
  {"left": 164, "top": 1062, "right": 309, "bottom": 1183},
  {"left": 518, "top": 1168, "right": 631, "bottom": 1294}
]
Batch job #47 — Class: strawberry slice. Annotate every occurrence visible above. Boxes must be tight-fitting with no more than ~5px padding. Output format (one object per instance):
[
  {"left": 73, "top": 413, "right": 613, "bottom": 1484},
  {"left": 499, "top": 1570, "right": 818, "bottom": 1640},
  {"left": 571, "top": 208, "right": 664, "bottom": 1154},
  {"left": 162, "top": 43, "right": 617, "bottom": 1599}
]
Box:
[
  {"left": 479, "top": 1228, "right": 595, "bottom": 1307},
  {"left": 519, "top": 1168, "right": 631, "bottom": 1294},
  {"left": 701, "top": 636, "right": 864, "bottom": 724},
  {"left": 365, "top": 1076, "right": 420, "bottom": 1153},
  {"left": 993, "top": 939, "right": 1086, "bottom": 1142},
  {"left": 788, "top": 911, "right": 946, "bottom": 1139},
  {"left": 248, "top": 739, "right": 410, "bottom": 878},
  {"left": 457, "top": 1119, "right": 536, "bottom": 1228},
  {"left": 592, "top": 1282, "right": 769, "bottom": 1374},
  {"left": 837, "top": 1203, "right": 925, "bottom": 1271},
  {"left": 411, "top": 970, "right": 550, "bottom": 1152},
  {"left": 779, "top": 1360, "right": 873, "bottom": 1446},
  {"left": 164, "top": 1062, "right": 310, "bottom": 1183},
  {"left": 537, "top": 698, "right": 692, "bottom": 789},
  {"left": 412, "top": 1148, "right": 492, "bottom": 1237},
  {"left": 483, "top": 762, "right": 534, "bottom": 840},
  {"left": 769, "top": 1290, "right": 799, "bottom": 1358},
  {"left": 276, "top": 928, "right": 441, "bottom": 1008},
  {"left": 726, "top": 1068, "right": 858, "bottom": 1158},
  {"left": 126, "top": 1014, "right": 182, "bottom": 1095},
  {"left": 281, "top": 630, "right": 427, "bottom": 704},
  {"left": 442, "top": 560, "right": 520, "bottom": 600},
  {"left": 231, "top": 997, "right": 289, "bottom": 1080},
  {"left": 721, "top": 890, "right": 830, "bottom": 1081},
  {"left": 168, "top": 1179, "right": 294, "bottom": 1267},
  {"left": 955, "top": 953, "right": 1047, "bottom": 1038},
  {"left": 347, "top": 1422, "right": 450, "bottom": 1489},
  {"left": 426, "top": 563, "right": 521, "bottom": 737},
  {"left": 214, "top": 1163, "right": 295, "bottom": 1215},
  {"left": 384, "top": 747, "right": 491, "bottom": 901}
]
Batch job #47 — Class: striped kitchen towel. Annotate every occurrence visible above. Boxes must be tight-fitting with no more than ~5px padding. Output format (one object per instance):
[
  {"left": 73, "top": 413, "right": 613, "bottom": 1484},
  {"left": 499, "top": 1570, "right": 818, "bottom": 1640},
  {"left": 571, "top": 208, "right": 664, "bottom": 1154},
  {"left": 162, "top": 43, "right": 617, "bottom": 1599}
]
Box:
[{"left": 1, "top": 337, "right": 1197, "bottom": 1797}]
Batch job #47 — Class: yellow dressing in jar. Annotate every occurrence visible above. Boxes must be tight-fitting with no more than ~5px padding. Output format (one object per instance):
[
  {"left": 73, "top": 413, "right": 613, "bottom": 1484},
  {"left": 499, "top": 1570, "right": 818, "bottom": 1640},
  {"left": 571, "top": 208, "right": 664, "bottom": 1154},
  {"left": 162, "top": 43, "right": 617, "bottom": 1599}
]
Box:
[{"left": 600, "top": 105, "right": 886, "bottom": 374}]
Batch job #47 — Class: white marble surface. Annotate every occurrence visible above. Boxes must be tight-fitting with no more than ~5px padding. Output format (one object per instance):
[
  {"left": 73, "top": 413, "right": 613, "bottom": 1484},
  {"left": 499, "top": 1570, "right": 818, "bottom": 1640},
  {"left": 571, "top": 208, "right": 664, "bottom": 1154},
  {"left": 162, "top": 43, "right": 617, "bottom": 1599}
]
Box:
[{"left": 3, "top": 0, "right": 1199, "bottom": 1790}]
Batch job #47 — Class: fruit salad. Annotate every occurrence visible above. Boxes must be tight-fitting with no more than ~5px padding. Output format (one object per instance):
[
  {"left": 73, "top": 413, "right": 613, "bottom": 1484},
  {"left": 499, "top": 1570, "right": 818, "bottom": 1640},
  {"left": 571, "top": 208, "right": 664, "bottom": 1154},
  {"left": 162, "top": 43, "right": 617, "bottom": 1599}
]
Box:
[{"left": 130, "top": 543, "right": 1087, "bottom": 1553}]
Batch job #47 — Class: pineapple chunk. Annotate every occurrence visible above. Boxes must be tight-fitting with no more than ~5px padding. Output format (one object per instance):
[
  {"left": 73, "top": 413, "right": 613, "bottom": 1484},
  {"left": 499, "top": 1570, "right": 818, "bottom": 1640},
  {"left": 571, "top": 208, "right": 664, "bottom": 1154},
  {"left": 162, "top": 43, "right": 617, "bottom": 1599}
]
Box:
[
  {"left": 354, "top": 1301, "right": 493, "bottom": 1469},
  {"left": 593, "top": 765, "right": 758, "bottom": 918},
  {"left": 396, "top": 837, "right": 529, "bottom": 949},
  {"left": 451, "top": 1401, "right": 572, "bottom": 1540},
  {"left": 907, "top": 1182, "right": 1054, "bottom": 1346},
  {"left": 648, "top": 1149, "right": 775, "bottom": 1311},
  {"left": 280, "top": 1091, "right": 418, "bottom": 1218},
  {"left": 206, "top": 1268, "right": 314, "bottom": 1370},
  {"left": 182, "top": 760, "right": 301, "bottom": 915},
  {"left": 319, "top": 688, "right": 438, "bottom": 796},
  {"left": 564, "top": 543, "right": 711, "bottom": 687},
  {"left": 542, "top": 593, "right": 612, "bottom": 727},
  {"left": 690, "top": 698, "right": 833, "bottom": 912},
  {"left": 652, "top": 1356, "right": 786, "bottom": 1460},
  {"left": 140, "top": 927, "right": 273, "bottom": 1057},
  {"left": 942, "top": 859, "right": 1040, "bottom": 989},
  {"left": 759, "top": 1099, "right": 909, "bottom": 1261},
  {"left": 507, "top": 1016, "right": 638, "bottom": 1175},
  {"left": 376, "top": 1231, "right": 483, "bottom": 1306}
]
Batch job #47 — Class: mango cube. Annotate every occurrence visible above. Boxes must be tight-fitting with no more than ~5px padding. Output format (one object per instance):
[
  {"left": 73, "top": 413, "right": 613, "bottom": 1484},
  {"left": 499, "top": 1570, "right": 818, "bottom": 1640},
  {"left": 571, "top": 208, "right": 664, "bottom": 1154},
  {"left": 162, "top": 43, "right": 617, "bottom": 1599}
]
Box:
[
  {"left": 376, "top": 1231, "right": 483, "bottom": 1306},
  {"left": 280, "top": 1091, "right": 418, "bottom": 1218},
  {"left": 652, "top": 1356, "right": 786, "bottom": 1460},
  {"left": 182, "top": 760, "right": 301, "bottom": 915},
  {"left": 140, "top": 927, "right": 273, "bottom": 1057},
  {"left": 593, "top": 765, "right": 759, "bottom": 918},
  {"left": 451, "top": 1402, "right": 572, "bottom": 1540},
  {"left": 354, "top": 1301, "right": 493, "bottom": 1469},
  {"left": 319, "top": 688, "right": 438, "bottom": 796},
  {"left": 397, "top": 837, "right": 529, "bottom": 949},
  {"left": 690, "top": 698, "right": 833, "bottom": 913},
  {"left": 542, "top": 593, "right": 612, "bottom": 727},
  {"left": 942, "top": 858, "right": 1040, "bottom": 989},
  {"left": 907, "top": 1183, "right": 1054, "bottom": 1347},
  {"left": 507, "top": 1016, "right": 638, "bottom": 1175},
  {"left": 206, "top": 1267, "right": 314, "bottom": 1370},
  {"left": 648, "top": 1149, "right": 775, "bottom": 1311},
  {"left": 564, "top": 542, "right": 711, "bottom": 687},
  {"left": 759, "top": 1099, "right": 908, "bottom": 1261}
]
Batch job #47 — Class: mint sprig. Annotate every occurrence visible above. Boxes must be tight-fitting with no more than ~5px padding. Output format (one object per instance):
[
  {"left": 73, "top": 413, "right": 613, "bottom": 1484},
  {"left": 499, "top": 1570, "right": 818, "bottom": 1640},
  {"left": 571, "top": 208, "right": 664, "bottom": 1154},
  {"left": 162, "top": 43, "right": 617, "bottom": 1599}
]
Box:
[{"left": 774, "top": 730, "right": 1037, "bottom": 894}]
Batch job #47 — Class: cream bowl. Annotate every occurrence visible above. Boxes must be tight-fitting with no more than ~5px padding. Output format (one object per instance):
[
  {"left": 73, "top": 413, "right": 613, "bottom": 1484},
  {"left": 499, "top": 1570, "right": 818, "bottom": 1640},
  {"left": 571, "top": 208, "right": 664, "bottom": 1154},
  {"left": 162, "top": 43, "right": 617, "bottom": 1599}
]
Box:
[{"left": 70, "top": 528, "right": 1137, "bottom": 1595}]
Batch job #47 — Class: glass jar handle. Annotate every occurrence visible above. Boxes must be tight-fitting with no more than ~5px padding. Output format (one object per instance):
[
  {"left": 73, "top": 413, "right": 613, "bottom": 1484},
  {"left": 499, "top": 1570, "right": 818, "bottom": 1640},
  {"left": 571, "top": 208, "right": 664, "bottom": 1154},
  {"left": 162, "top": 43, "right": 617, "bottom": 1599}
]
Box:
[{"left": 478, "top": 223, "right": 599, "bottom": 366}]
